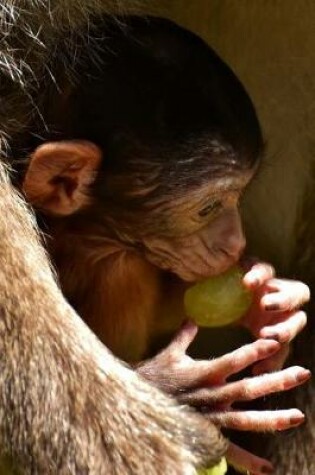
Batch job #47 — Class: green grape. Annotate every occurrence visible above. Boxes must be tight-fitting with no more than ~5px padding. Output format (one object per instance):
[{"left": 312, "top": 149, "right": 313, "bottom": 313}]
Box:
[
  {"left": 184, "top": 266, "right": 252, "bottom": 327},
  {"left": 197, "top": 457, "right": 228, "bottom": 475}
]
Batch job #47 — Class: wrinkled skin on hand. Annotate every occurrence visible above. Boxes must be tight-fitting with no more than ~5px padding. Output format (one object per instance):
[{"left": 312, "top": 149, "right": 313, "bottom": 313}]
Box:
[
  {"left": 137, "top": 261, "right": 311, "bottom": 475},
  {"left": 137, "top": 322, "right": 310, "bottom": 475}
]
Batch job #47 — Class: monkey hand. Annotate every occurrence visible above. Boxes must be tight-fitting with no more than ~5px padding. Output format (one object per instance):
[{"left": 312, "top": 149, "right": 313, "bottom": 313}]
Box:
[
  {"left": 240, "top": 261, "right": 310, "bottom": 373},
  {"left": 136, "top": 321, "right": 310, "bottom": 430},
  {"left": 137, "top": 322, "right": 310, "bottom": 475}
]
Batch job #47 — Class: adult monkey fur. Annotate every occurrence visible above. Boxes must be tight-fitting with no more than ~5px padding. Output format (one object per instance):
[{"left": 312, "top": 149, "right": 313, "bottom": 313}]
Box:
[
  {"left": 0, "top": 2, "right": 231, "bottom": 474},
  {"left": 21, "top": 15, "right": 310, "bottom": 475}
]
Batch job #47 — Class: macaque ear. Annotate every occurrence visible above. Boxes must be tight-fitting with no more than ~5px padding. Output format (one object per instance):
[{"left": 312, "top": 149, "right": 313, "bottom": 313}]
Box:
[{"left": 23, "top": 140, "right": 102, "bottom": 215}]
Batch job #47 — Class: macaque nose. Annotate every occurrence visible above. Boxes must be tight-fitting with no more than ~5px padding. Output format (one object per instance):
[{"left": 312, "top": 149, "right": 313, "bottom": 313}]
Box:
[
  {"left": 223, "top": 229, "right": 246, "bottom": 258},
  {"left": 217, "top": 209, "right": 247, "bottom": 260}
]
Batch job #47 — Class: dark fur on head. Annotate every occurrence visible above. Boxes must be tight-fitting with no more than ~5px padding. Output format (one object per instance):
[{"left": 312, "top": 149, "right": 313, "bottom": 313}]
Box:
[
  {"left": 62, "top": 17, "right": 263, "bottom": 173},
  {"left": 34, "top": 16, "right": 263, "bottom": 239}
]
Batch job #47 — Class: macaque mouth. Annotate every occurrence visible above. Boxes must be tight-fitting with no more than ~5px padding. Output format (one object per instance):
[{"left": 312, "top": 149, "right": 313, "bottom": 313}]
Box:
[
  {"left": 178, "top": 244, "right": 245, "bottom": 281},
  {"left": 174, "top": 259, "right": 240, "bottom": 282},
  {"left": 142, "top": 244, "right": 240, "bottom": 282}
]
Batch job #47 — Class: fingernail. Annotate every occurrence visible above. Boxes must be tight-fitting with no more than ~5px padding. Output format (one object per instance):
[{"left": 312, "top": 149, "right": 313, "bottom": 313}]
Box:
[
  {"left": 297, "top": 370, "right": 311, "bottom": 383},
  {"left": 265, "top": 303, "right": 280, "bottom": 311},
  {"left": 248, "top": 275, "right": 260, "bottom": 286},
  {"left": 290, "top": 414, "right": 305, "bottom": 426},
  {"left": 266, "top": 340, "right": 280, "bottom": 350}
]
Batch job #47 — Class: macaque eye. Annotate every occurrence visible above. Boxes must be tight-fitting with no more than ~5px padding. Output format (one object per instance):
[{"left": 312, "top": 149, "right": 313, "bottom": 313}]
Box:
[{"left": 199, "top": 200, "right": 222, "bottom": 217}]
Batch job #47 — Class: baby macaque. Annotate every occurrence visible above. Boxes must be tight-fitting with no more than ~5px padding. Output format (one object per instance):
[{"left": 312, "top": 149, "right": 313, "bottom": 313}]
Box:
[{"left": 22, "top": 16, "right": 310, "bottom": 475}]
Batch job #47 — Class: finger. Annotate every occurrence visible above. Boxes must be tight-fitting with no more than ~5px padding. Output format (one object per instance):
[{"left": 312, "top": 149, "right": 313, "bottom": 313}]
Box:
[
  {"left": 169, "top": 339, "right": 280, "bottom": 390},
  {"left": 208, "top": 408, "right": 305, "bottom": 431},
  {"left": 191, "top": 339, "right": 280, "bottom": 386},
  {"left": 252, "top": 344, "right": 290, "bottom": 374},
  {"left": 227, "top": 442, "right": 274, "bottom": 475},
  {"left": 261, "top": 279, "right": 310, "bottom": 312},
  {"left": 259, "top": 311, "right": 307, "bottom": 342},
  {"left": 239, "top": 255, "right": 260, "bottom": 272},
  {"left": 216, "top": 366, "right": 311, "bottom": 402},
  {"left": 179, "top": 366, "right": 310, "bottom": 407},
  {"left": 165, "top": 320, "right": 198, "bottom": 355},
  {"left": 243, "top": 262, "right": 275, "bottom": 289}
]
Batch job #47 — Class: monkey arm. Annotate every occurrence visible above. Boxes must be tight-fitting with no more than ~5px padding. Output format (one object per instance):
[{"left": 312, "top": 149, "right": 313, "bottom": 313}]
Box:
[
  {"left": 0, "top": 2, "right": 228, "bottom": 470},
  {"left": 0, "top": 164, "right": 227, "bottom": 472}
]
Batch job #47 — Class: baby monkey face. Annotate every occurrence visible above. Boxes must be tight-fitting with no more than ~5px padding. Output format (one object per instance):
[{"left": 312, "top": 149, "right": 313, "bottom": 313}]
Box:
[{"left": 141, "top": 176, "right": 250, "bottom": 282}]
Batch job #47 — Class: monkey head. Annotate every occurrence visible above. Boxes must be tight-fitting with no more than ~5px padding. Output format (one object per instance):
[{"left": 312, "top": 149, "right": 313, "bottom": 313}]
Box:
[
  {"left": 23, "top": 138, "right": 255, "bottom": 282},
  {"left": 23, "top": 16, "right": 263, "bottom": 282}
]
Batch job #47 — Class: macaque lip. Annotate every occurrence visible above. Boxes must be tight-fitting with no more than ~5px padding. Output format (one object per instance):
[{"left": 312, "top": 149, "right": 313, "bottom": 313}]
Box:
[
  {"left": 178, "top": 263, "right": 237, "bottom": 283},
  {"left": 179, "top": 270, "right": 216, "bottom": 283},
  {"left": 171, "top": 263, "right": 219, "bottom": 282},
  {"left": 197, "top": 260, "right": 240, "bottom": 280}
]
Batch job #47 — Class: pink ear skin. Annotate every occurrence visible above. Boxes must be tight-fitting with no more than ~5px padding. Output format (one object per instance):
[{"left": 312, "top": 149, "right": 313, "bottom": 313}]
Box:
[{"left": 23, "top": 140, "right": 102, "bottom": 216}]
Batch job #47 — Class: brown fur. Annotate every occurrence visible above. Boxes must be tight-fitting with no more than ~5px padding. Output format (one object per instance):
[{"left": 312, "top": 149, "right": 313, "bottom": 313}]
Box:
[
  {"left": 0, "top": 1, "right": 227, "bottom": 473},
  {"left": 51, "top": 225, "right": 162, "bottom": 361}
]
